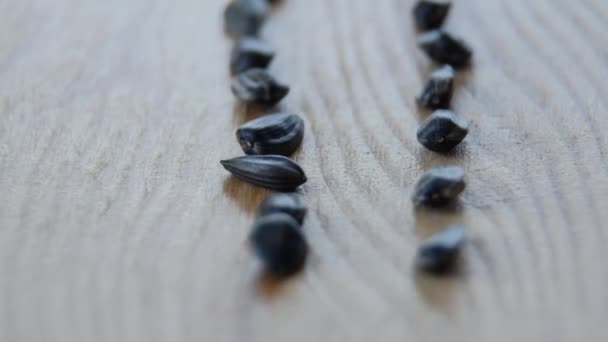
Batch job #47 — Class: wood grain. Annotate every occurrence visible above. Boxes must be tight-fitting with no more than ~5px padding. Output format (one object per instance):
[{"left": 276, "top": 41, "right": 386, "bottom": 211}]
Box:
[{"left": 1, "top": 0, "right": 607, "bottom": 341}]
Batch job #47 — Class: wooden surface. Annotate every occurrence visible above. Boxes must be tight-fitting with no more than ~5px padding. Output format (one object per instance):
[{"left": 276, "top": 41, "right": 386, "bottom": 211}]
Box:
[{"left": 1, "top": 0, "right": 607, "bottom": 341}]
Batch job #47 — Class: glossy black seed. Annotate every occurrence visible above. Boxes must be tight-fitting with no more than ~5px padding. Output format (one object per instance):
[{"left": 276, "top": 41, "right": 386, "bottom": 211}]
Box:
[
  {"left": 237, "top": 113, "right": 304, "bottom": 156},
  {"left": 224, "top": 0, "right": 269, "bottom": 37},
  {"left": 231, "top": 68, "right": 289, "bottom": 106},
  {"left": 417, "top": 109, "right": 469, "bottom": 152},
  {"left": 416, "top": 65, "right": 454, "bottom": 109},
  {"left": 413, "top": 165, "right": 465, "bottom": 207},
  {"left": 413, "top": 0, "right": 451, "bottom": 30},
  {"left": 416, "top": 224, "right": 465, "bottom": 274},
  {"left": 250, "top": 213, "right": 308, "bottom": 277},
  {"left": 257, "top": 193, "right": 307, "bottom": 224},
  {"left": 417, "top": 30, "right": 472, "bottom": 68},
  {"left": 230, "top": 37, "right": 275, "bottom": 75},
  {"left": 220, "top": 155, "right": 307, "bottom": 191}
]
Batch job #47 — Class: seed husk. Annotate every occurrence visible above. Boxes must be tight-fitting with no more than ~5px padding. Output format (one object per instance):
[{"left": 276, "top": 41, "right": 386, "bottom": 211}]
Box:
[
  {"left": 413, "top": 0, "right": 451, "bottom": 30},
  {"left": 237, "top": 113, "right": 304, "bottom": 156},
  {"left": 416, "top": 224, "right": 465, "bottom": 274},
  {"left": 417, "top": 109, "right": 469, "bottom": 153},
  {"left": 220, "top": 155, "right": 307, "bottom": 191},
  {"left": 224, "top": 0, "right": 269, "bottom": 38},
  {"left": 417, "top": 30, "right": 472, "bottom": 68},
  {"left": 413, "top": 165, "right": 465, "bottom": 207},
  {"left": 416, "top": 65, "right": 454, "bottom": 109},
  {"left": 257, "top": 193, "right": 307, "bottom": 224},
  {"left": 230, "top": 37, "right": 275, "bottom": 75},
  {"left": 250, "top": 213, "right": 308, "bottom": 277},
  {"left": 231, "top": 68, "right": 289, "bottom": 106}
]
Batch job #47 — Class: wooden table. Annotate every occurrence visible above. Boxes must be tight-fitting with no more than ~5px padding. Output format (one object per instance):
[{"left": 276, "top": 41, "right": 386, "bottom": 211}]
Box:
[{"left": 1, "top": 0, "right": 607, "bottom": 341}]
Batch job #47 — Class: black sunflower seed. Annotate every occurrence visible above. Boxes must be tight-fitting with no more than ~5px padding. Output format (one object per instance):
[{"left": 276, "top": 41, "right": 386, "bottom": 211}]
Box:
[
  {"left": 413, "top": 165, "right": 465, "bottom": 207},
  {"left": 230, "top": 37, "right": 275, "bottom": 75},
  {"left": 416, "top": 109, "right": 469, "bottom": 152},
  {"left": 413, "top": 0, "right": 451, "bottom": 31},
  {"left": 231, "top": 68, "right": 289, "bottom": 106},
  {"left": 416, "top": 65, "right": 454, "bottom": 109},
  {"left": 224, "top": 0, "right": 269, "bottom": 38},
  {"left": 237, "top": 113, "right": 304, "bottom": 156},
  {"left": 417, "top": 30, "right": 472, "bottom": 68},
  {"left": 250, "top": 213, "right": 308, "bottom": 277},
  {"left": 257, "top": 193, "right": 307, "bottom": 225},
  {"left": 220, "top": 155, "right": 307, "bottom": 191},
  {"left": 416, "top": 224, "right": 465, "bottom": 274}
]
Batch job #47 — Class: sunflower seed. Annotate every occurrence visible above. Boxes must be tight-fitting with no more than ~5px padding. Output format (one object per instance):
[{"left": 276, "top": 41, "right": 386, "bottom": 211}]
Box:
[
  {"left": 416, "top": 65, "right": 454, "bottom": 109},
  {"left": 230, "top": 37, "right": 275, "bottom": 75},
  {"left": 220, "top": 155, "right": 307, "bottom": 191},
  {"left": 257, "top": 193, "right": 307, "bottom": 224},
  {"left": 413, "top": 165, "right": 465, "bottom": 207},
  {"left": 416, "top": 224, "right": 465, "bottom": 274},
  {"left": 417, "top": 30, "right": 472, "bottom": 68},
  {"left": 224, "top": 0, "right": 269, "bottom": 38},
  {"left": 417, "top": 109, "right": 469, "bottom": 152},
  {"left": 413, "top": 0, "right": 451, "bottom": 30},
  {"left": 250, "top": 213, "right": 308, "bottom": 277},
  {"left": 231, "top": 68, "right": 289, "bottom": 106},
  {"left": 237, "top": 113, "right": 304, "bottom": 156}
]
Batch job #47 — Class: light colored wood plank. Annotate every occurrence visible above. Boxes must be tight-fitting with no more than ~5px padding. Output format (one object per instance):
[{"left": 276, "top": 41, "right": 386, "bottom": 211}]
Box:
[{"left": 0, "top": 0, "right": 607, "bottom": 341}]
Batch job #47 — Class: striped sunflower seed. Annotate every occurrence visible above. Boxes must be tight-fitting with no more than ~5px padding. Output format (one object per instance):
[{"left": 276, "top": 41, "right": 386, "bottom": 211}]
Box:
[
  {"left": 416, "top": 224, "right": 465, "bottom": 274},
  {"left": 230, "top": 37, "right": 275, "bottom": 75},
  {"left": 257, "top": 193, "right": 307, "bottom": 224},
  {"left": 413, "top": 0, "right": 451, "bottom": 31},
  {"left": 220, "top": 155, "right": 307, "bottom": 191},
  {"left": 223, "top": 0, "right": 269, "bottom": 38},
  {"left": 237, "top": 113, "right": 304, "bottom": 156},
  {"left": 413, "top": 165, "right": 465, "bottom": 207},
  {"left": 417, "top": 109, "right": 469, "bottom": 153},
  {"left": 250, "top": 213, "right": 308, "bottom": 277},
  {"left": 417, "top": 29, "right": 472, "bottom": 68},
  {"left": 416, "top": 65, "right": 454, "bottom": 109},
  {"left": 231, "top": 68, "right": 289, "bottom": 106}
]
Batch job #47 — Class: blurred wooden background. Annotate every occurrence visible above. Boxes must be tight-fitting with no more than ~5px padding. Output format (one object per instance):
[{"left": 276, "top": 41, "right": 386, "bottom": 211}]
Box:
[{"left": 1, "top": 0, "right": 607, "bottom": 341}]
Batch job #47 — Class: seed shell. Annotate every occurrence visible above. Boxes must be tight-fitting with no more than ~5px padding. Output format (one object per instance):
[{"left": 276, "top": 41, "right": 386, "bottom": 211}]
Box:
[
  {"left": 413, "top": 0, "right": 451, "bottom": 30},
  {"left": 417, "top": 30, "right": 472, "bottom": 68},
  {"left": 417, "top": 109, "right": 469, "bottom": 153},
  {"left": 250, "top": 213, "right": 308, "bottom": 277},
  {"left": 413, "top": 165, "right": 465, "bottom": 207},
  {"left": 231, "top": 68, "right": 289, "bottom": 106},
  {"left": 237, "top": 113, "right": 304, "bottom": 156},
  {"left": 223, "top": 0, "right": 269, "bottom": 37},
  {"left": 220, "top": 155, "right": 307, "bottom": 191},
  {"left": 416, "top": 65, "right": 454, "bottom": 109},
  {"left": 416, "top": 224, "right": 465, "bottom": 274},
  {"left": 230, "top": 37, "right": 275, "bottom": 74},
  {"left": 257, "top": 193, "right": 307, "bottom": 224}
]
